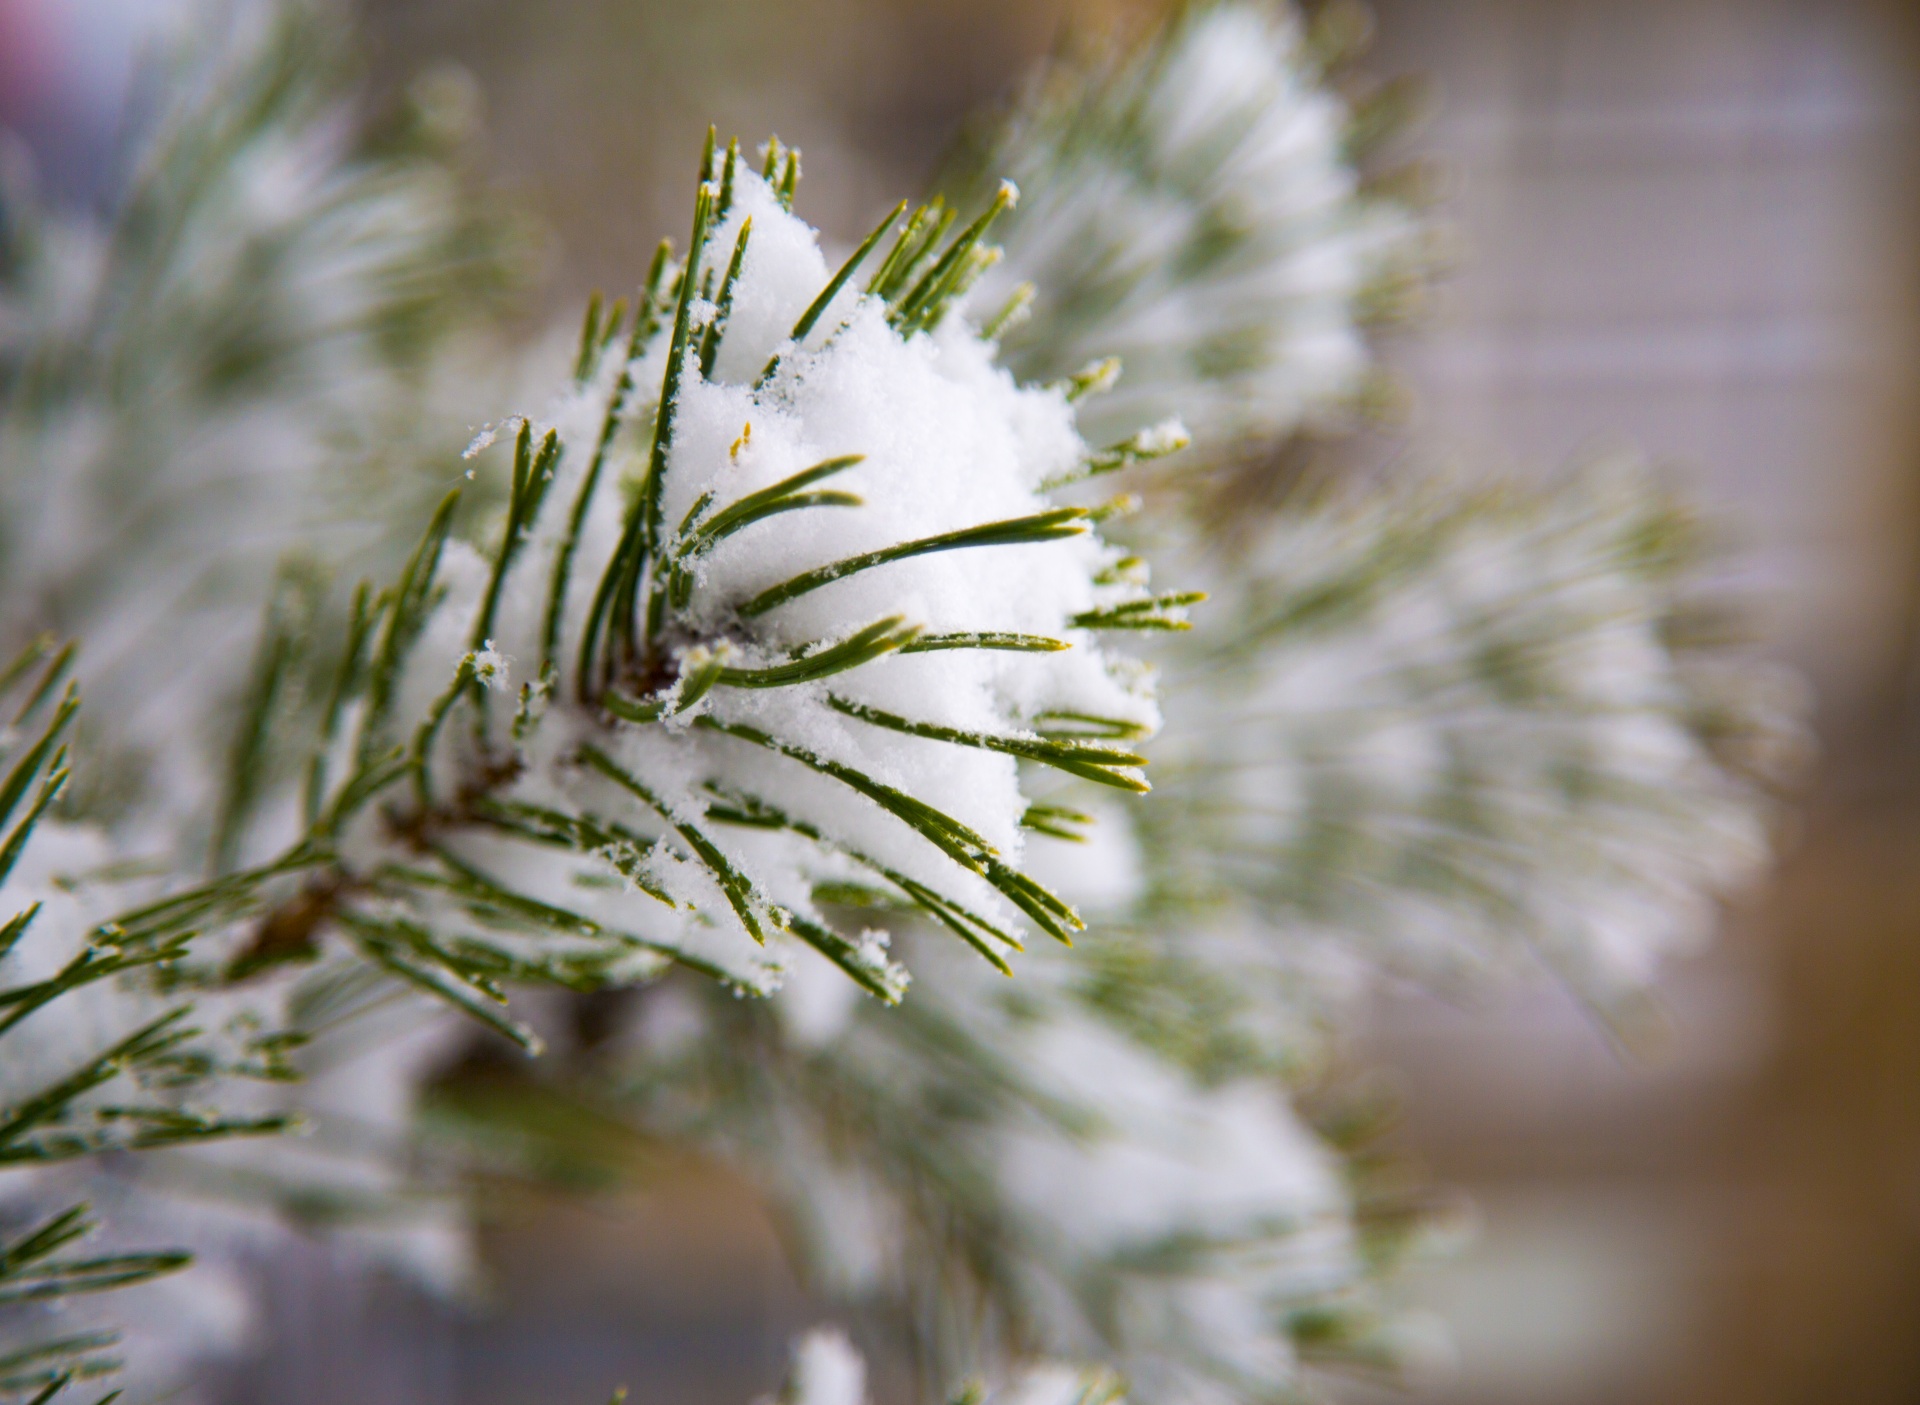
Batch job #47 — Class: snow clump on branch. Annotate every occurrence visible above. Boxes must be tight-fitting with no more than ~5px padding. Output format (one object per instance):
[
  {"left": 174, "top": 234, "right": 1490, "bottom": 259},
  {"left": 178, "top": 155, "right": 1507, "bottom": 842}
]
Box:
[{"left": 291, "top": 141, "right": 1175, "bottom": 1029}]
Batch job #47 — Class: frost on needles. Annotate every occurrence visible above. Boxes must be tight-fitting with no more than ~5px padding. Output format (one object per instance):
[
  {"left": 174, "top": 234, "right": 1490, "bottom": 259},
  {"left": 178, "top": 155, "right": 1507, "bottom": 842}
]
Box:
[
  {"left": 0, "top": 3, "right": 1809, "bottom": 1401},
  {"left": 1139, "top": 460, "right": 1806, "bottom": 1031},
  {"left": 584, "top": 11, "right": 1803, "bottom": 1403},
  {"left": 224, "top": 136, "right": 1172, "bottom": 1037},
  {"left": 0, "top": 0, "right": 523, "bottom": 838},
  {"left": 951, "top": 0, "right": 1431, "bottom": 447},
  {"left": 0, "top": 646, "right": 302, "bottom": 1395}
]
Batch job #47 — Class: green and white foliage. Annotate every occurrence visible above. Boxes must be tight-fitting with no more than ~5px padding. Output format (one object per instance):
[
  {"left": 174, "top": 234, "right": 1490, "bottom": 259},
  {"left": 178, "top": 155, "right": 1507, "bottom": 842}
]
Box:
[
  {"left": 1135, "top": 458, "right": 1804, "bottom": 1033},
  {"left": 1, "top": 6, "right": 1180, "bottom": 1382},
  {"left": 617, "top": 940, "right": 1420, "bottom": 1405},
  {"left": 947, "top": 0, "right": 1428, "bottom": 448},
  {"left": 0, "top": 638, "right": 477, "bottom": 1402},
  {"left": 0, "top": 0, "right": 522, "bottom": 832},
  {"left": 577, "top": 13, "right": 1803, "bottom": 1405},
  {"left": 0, "top": 0, "right": 1808, "bottom": 1400},
  {"left": 193, "top": 135, "right": 1168, "bottom": 1046},
  {"left": 0, "top": 6, "right": 516, "bottom": 1369},
  {"left": 641, "top": 459, "right": 1802, "bottom": 1405},
  {"left": 0, "top": 643, "right": 304, "bottom": 1400}
]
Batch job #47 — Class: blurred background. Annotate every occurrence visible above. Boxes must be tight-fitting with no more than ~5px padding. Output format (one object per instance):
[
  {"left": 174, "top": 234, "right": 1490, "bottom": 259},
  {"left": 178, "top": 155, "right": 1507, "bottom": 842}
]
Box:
[{"left": 5, "top": 0, "right": 1920, "bottom": 1401}]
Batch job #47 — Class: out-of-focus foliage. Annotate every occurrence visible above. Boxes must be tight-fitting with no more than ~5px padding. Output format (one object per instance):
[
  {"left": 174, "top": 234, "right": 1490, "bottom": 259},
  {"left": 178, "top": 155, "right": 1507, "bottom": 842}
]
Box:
[
  {"left": 947, "top": 0, "right": 1433, "bottom": 449},
  {"left": 0, "top": 0, "right": 530, "bottom": 835},
  {"left": 1135, "top": 458, "right": 1805, "bottom": 1040},
  {"left": 0, "top": 645, "right": 303, "bottom": 1399},
  {"left": 0, "top": 0, "right": 1806, "bottom": 1402}
]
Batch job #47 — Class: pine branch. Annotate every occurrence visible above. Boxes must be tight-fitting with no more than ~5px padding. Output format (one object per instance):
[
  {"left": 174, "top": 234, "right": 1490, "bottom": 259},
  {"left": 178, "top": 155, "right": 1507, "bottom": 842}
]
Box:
[
  {"left": 156, "top": 132, "right": 1159, "bottom": 1043},
  {"left": 0, "top": 660, "right": 305, "bottom": 1398},
  {"left": 939, "top": 0, "right": 1433, "bottom": 448}
]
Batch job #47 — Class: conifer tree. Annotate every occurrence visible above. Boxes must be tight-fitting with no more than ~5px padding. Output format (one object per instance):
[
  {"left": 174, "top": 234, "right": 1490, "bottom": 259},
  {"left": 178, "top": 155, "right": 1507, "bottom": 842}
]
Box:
[{"left": 0, "top": 1, "right": 1802, "bottom": 1400}]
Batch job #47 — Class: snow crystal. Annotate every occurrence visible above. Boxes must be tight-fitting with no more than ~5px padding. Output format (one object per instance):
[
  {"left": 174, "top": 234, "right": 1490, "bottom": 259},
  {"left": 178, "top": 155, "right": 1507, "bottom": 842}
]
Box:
[{"left": 471, "top": 640, "right": 511, "bottom": 691}]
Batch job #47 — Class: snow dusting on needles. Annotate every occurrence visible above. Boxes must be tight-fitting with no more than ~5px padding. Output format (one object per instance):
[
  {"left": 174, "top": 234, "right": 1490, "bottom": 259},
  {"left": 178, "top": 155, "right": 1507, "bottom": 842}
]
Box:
[
  {"left": 1146, "top": 459, "right": 1803, "bottom": 1020},
  {"left": 348, "top": 151, "right": 1168, "bottom": 1008},
  {"left": 971, "top": 0, "right": 1428, "bottom": 447}
]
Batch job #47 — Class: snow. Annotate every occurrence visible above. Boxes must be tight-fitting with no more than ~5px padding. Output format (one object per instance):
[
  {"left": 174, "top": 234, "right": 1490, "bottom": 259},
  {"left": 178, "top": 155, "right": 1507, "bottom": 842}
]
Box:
[
  {"left": 1147, "top": 457, "right": 1793, "bottom": 1012},
  {"left": 383, "top": 166, "right": 1164, "bottom": 996},
  {"left": 786, "top": 1328, "right": 868, "bottom": 1405},
  {"left": 977, "top": 0, "right": 1426, "bottom": 446}
]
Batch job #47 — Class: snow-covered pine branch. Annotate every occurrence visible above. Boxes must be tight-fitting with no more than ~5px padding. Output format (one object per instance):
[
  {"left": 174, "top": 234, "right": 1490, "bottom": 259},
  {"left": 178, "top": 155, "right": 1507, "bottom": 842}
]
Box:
[
  {"left": 564, "top": 13, "right": 1803, "bottom": 1405},
  {"left": 940, "top": 0, "right": 1801, "bottom": 1032},
  {"left": 614, "top": 939, "right": 1446, "bottom": 1405},
  {"left": 1137, "top": 458, "right": 1807, "bottom": 1037},
  {"left": 0, "top": 0, "right": 524, "bottom": 838},
  {"left": 596, "top": 462, "right": 1804, "bottom": 1405},
  {"left": 947, "top": 0, "right": 1432, "bottom": 449},
  {"left": 0, "top": 643, "right": 308, "bottom": 1398},
  {"left": 208, "top": 135, "right": 1168, "bottom": 1039},
  {"left": 0, "top": 1, "right": 1810, "bottom": 1400}
]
